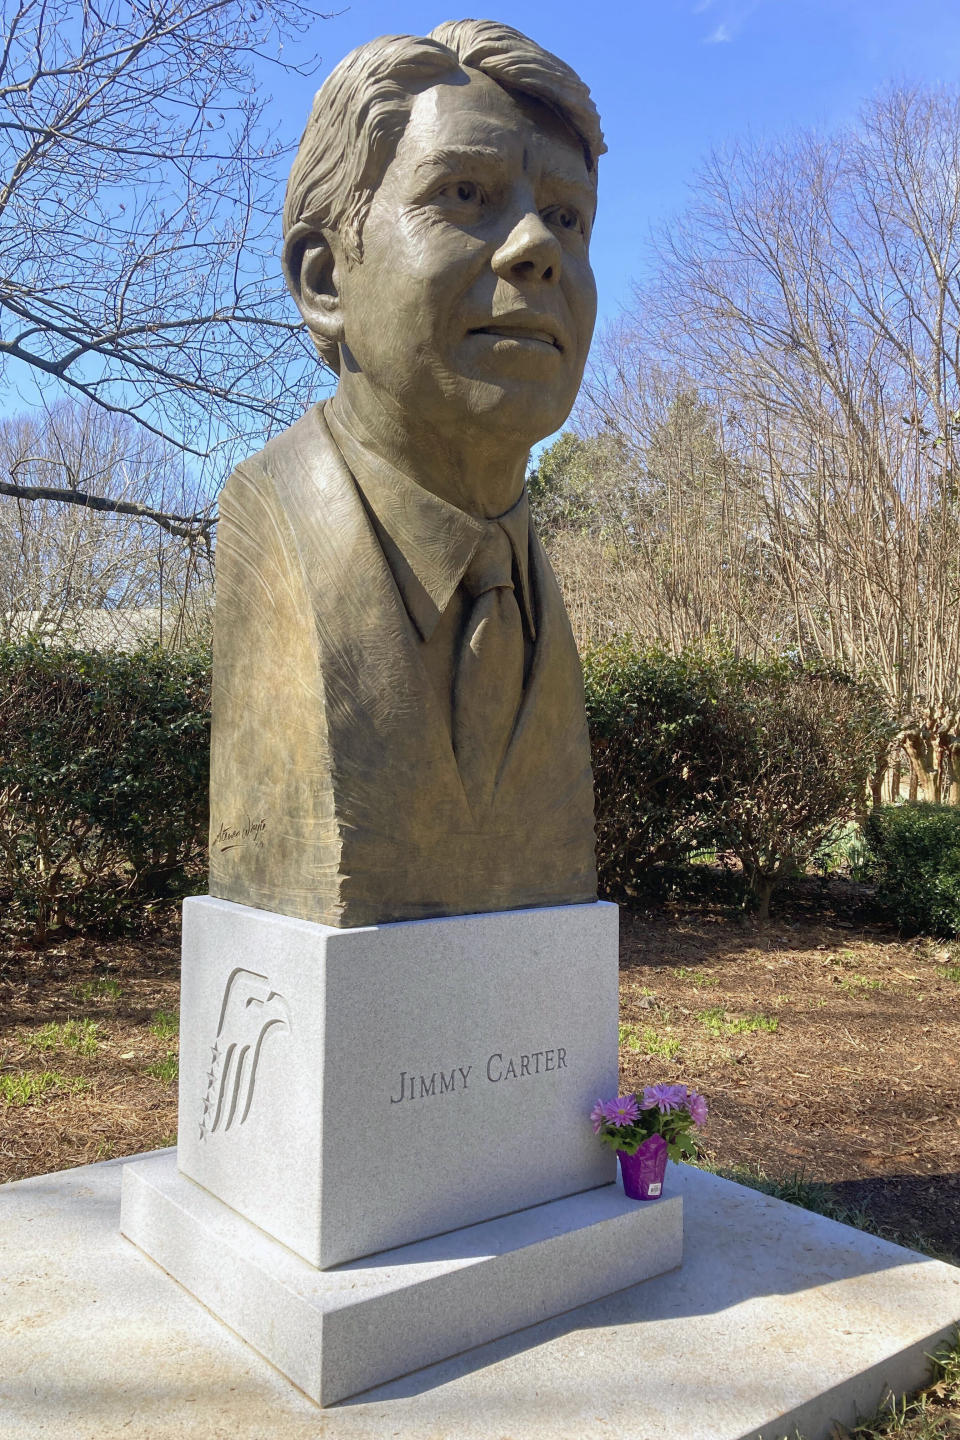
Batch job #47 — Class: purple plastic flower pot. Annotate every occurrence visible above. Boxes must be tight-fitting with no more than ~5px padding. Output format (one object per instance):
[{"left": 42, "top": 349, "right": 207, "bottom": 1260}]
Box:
[{"left": 618, "top": 1133, "right": 668, "bottom": 1200}]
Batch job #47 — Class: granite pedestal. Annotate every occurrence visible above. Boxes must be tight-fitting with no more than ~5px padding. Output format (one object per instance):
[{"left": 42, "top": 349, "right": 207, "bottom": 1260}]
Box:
[
  {"left": 122, "top": 1150, "right": 682, "bottom": 1406},
  {"left": 120, "top": 896, "right": 684, "bottom": 1404}
]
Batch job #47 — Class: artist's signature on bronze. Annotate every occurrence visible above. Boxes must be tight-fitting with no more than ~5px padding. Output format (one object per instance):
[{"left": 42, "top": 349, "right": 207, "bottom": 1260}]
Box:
[{"left": 213, "top": 816, "right": 267, "bottom": 852}]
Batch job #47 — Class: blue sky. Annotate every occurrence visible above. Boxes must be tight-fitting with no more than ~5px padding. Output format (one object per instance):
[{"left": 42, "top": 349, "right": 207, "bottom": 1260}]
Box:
[
  {"left": 6, "top": 2, "right": 960, "bottom": 434},
  {"left": 283, "top": 0, "right": 960, "bottom": 329}
]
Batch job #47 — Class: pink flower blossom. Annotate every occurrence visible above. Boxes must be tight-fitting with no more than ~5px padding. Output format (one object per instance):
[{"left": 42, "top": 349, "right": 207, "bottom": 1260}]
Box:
[
  {"left": 640, "top": 1083, "right": 688, "bottom": 1114},
  {"left": 602, "top": 1094, "right": 640, "bottom": 1127},
  {"left": 590, "top": 1100, "right": 606, "bottom": 1134},
  {"left": 687, "top": 1091, "right": 708, "bottom": 1127}
]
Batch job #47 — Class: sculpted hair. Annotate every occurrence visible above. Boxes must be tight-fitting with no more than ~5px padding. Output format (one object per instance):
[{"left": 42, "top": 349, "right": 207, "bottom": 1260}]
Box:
[{"left": 283, "top": 19, "right": 606, "bottom": 371}]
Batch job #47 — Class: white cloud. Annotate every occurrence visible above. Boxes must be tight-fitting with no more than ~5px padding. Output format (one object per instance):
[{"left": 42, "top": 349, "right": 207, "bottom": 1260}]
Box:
[{"left": 699, "top": 0, "right": 764, "bottom": 43}]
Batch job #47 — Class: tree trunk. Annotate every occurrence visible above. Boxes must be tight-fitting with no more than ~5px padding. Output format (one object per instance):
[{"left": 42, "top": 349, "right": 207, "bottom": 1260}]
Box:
[
  {"left": 885, "top": 753, "right": 905, "bottom": 803},
  {"left": 868, "top": 742, "right": 890, "bottom": 810},
  {"left": 902, "top": 731, "right": 940, "bottom": 803},
  {"left": 943, "top": 740, "right": 960, "bottom": 806},
  {"left": 869, "top": 772, "right": 884, "bottom": 810},
  {"left": 751, "top": 873, "right": 777, "bottom": 923}
]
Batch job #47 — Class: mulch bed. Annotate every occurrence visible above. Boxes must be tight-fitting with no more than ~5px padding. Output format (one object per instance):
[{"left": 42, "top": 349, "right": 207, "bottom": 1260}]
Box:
[
  {"left": 619, "top": 886, "right": 960, "bottom": 1263},
  {"left": 1, "top": 892, "right": 958, "bottom": 1266},
  {"left": 0, "top": 919, "right": 180, "bottom": 1181}
]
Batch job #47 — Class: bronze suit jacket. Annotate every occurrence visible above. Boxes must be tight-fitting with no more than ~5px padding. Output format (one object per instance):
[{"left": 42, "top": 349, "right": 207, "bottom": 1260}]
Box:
[{"left": 208, "top": 403, "right": 597, "bottom": 928}]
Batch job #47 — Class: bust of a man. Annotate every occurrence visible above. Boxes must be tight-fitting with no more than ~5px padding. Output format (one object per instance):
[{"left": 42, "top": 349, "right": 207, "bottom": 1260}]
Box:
[{"left": 209, "top": 20, "right": 605, "bottom": 927}]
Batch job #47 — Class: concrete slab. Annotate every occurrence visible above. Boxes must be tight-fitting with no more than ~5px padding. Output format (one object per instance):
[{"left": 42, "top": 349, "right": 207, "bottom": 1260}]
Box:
[
  {"left": 120, "top": 1151, "right": 682, "bottom": 1404},
  {"left": 1, "top": 1152, "right": 958, "bottom": 1440}
]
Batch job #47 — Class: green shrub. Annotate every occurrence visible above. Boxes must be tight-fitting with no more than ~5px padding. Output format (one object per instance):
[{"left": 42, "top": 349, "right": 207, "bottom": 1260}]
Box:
[
  {"left": 864, "top": 804, "right": 960, "bottom": 936},
  {"left": 583, "top": 644, "right": 722, "bottom": 901},
  {"left": 811, "top": 818, "right": 871, "bottom": 880},
  {"left": 691, "top": 656, "right": 891, "bottom": 918},
  {"left": 584, "top": 642, "right": 892, "bottom": 917},
  {"left": 0, "top": 641, "right": 210, "bottom": 940}
]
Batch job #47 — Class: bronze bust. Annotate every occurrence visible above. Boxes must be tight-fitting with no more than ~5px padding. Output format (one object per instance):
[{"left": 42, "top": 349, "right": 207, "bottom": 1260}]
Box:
[{"left": 209, "top": 20, "right": 605, "bottom": 927}]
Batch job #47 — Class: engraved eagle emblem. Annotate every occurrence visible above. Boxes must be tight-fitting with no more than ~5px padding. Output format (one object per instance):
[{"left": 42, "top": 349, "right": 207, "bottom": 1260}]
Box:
[{"left": 199, "top": 967, "right": 291, "bottom": 1140}]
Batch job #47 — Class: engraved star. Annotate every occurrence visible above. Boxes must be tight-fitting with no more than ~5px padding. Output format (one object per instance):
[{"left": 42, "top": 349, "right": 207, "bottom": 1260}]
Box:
[
  {"left": 202, "top": 1096, "right": 212, "bottom": 1114},
  {"left": 210, "top": 1043, "right": 220, "bottom": 1062},
  {"left": 198, "top": 1123, "right": 206, "bottom": 1141},
  {"left": 206, "top": 1068, "right": 216, "bottom": 1084}
]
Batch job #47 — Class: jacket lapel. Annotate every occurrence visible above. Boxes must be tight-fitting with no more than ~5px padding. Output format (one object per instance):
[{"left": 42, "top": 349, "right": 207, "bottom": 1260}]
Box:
[{"left": 270, "top": 406, "right": 469, "bottom": 805}]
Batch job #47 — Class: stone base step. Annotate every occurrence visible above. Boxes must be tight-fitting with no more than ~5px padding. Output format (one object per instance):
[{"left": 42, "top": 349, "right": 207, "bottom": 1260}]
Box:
[{"left": 119, "top": 1150, "right": 682, "bottom": 1406}]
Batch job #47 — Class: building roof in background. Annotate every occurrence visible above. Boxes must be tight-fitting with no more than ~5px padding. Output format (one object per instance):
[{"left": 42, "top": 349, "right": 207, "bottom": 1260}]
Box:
[{"left": 5, "top": 607, "right": 210, "bottom": 650}]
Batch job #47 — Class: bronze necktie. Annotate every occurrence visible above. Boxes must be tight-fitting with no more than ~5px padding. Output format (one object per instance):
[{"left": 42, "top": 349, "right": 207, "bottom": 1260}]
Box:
[{"left": 453, "top": 522, "right": 524, "bottom": 808}]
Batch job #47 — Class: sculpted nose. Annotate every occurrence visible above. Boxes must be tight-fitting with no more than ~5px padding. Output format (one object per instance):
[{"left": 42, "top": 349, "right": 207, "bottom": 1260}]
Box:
[{"left": 491, "top": 212, "right": 562, "bottom": 285}]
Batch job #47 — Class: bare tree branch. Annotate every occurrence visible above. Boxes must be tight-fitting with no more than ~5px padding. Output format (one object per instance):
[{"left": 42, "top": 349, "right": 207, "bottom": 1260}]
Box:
[
  {"left": 0, "top": 0, "right": 333, "bottom": 478},
  {"left": 567, "top": 84, "right": 960, "bottom": 802},
  {"left": 0, "top": 399, "right": 216, "bottom": 646},
  {"left": 0, "top": 472, "right": 214, "bottom": 542}
]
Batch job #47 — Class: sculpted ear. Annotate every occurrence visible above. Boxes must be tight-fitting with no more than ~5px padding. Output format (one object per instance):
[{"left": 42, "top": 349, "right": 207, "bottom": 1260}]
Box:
[{"left": 282, "top": 222, "right": 344, "bottom": 370}]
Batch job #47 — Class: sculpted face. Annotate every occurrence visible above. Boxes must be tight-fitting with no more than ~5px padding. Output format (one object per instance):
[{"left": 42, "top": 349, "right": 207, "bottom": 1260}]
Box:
[{"left": 328, "top": 68, "right": 598, "bottom": 448}]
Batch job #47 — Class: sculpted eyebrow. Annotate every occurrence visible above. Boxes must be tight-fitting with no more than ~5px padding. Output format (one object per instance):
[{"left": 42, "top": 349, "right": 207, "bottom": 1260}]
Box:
[
  {"left": 413, "top": 146, "right": 505, "bottom": 177},
  {"left": 540, "top": 167, "right": 596, "bottom": 217}
]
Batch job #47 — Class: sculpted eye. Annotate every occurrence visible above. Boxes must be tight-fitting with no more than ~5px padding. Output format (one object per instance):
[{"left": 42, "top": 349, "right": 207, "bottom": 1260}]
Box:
[
  {"left": 438, "top": 179, "right": 484, "bottom": 207},
  {"left": 546, "top": 204, "right": 585, "bottom": 235}
]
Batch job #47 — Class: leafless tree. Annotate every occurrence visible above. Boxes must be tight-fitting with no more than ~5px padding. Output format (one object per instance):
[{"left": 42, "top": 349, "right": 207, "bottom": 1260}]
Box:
[
  {"left": 0, "top": 400, "right": 213, "bottom": 647},
  {"left": 539, "top": 360, "right": 782, "bottom": 660},
  {"left": 578, "top": 85, "right": 960, "bottom": 801},
  {"left": 0, "top": 0, "right": 332, "bottom": 541}
]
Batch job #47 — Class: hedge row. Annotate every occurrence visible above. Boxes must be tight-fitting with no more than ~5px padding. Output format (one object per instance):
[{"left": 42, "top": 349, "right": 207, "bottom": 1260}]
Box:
[
  {"left": 864, "top": 805, "right": 960, "bottom": 937},
  {"left": 584, "top": 643, "right": 893, "bottom": 919},
  {"left": 1, "top": 640, "right": 956, "bottom": 937},
  {"left": 0, "top": 642, "right": 209, "bottom": 939}
]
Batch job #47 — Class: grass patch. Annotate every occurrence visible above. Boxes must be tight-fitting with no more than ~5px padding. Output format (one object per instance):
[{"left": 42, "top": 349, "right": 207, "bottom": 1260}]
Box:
[
  {"left": 823, "top": 951, "right": 858, "bottom": 970},
  {"left": 0, "top": 1071, "right": 87, "bottom": 1106},
  {"left": 937, "top": 965, "right": 960, "bottom": 985},
  {"left": 149, "top": 1009, "right": 179, "bottom": 1041},
  {"left": 75, "top": 977, "right": 122, "bottom": 1002},
  {"left": 696, "top": 1006, "right": 779, "bottom": 1037},
  {"left": 28, "top": 1018, "right": 100, "bottom": 1057},
  {"left": 674, "top": 967, "right": 720, "bottom": 988},
  {"left": 818, "top": 1329, "right": 960, "bottom": 1438},
  {"left": 147, "top": 1053, "right": 178, "bottom": 1085},
  {"left": 840, "top": 974, "right": 887, "bottom": 992},
  {"left": 697, "top": 1160, "right": 952, "bottom": 1264},
  {"left": 698, "top": 1159, "right": 871, "bottom": 1227},
  {"left": 619, "top": 1022, "right": 681, "bottom": 1060}
]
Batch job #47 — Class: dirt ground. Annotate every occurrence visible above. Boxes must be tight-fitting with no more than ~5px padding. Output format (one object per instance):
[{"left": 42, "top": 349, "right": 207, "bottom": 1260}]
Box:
[
  {"left": 619, "top": 887, "right": 960, "bottom": 1263},
  {"left": 0, "top": 920, "right": 180, "bottom": 1180},
  {"left": 1, "top": 892, "right": 959, "bottom": 1268}
]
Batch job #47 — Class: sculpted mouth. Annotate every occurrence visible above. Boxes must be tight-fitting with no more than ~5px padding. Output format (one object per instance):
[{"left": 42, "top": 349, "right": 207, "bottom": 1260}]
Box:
[{"left": 469, "top": 323, "right": 564, "bottom": 352}]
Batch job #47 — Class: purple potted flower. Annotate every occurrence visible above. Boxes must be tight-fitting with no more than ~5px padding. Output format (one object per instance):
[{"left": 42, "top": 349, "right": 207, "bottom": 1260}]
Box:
[{"left": 590, "top": 1083, "right": 708, "bottom": 1200}]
